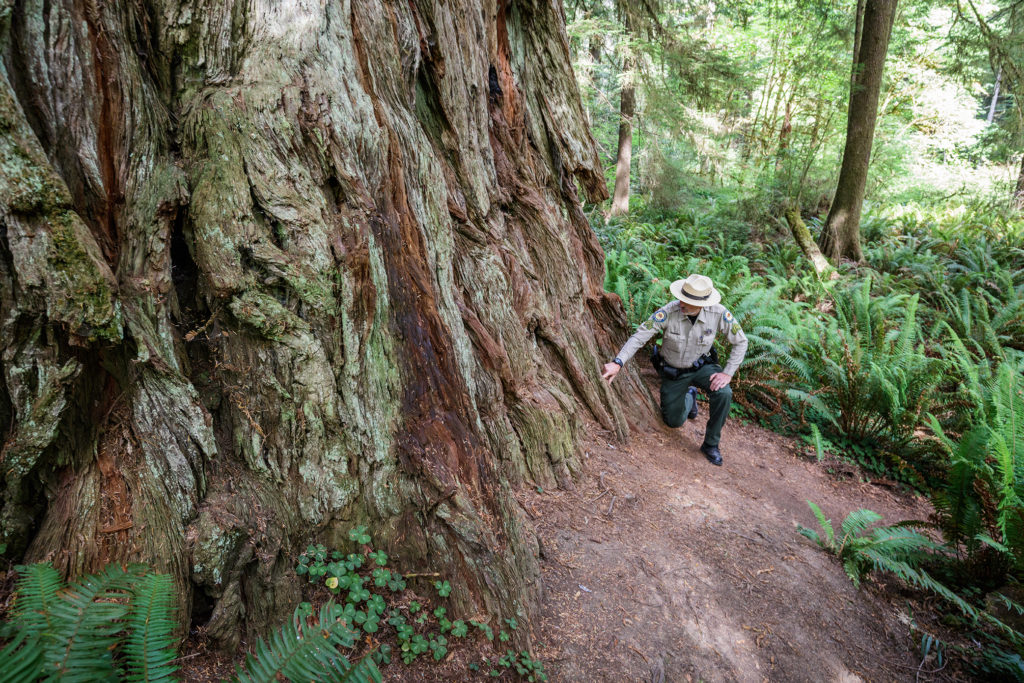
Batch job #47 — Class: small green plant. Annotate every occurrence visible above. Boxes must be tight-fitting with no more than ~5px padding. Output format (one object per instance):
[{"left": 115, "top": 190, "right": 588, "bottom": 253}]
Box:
[
  {"left": 471, "top": 649, "right": 548, "bottom": 681},
  {"left": 0, "top": 562, "right": 381, "bottom": 683},
  {"left": 797, "top": 501, "right": 941, "bottom": 587},
  {"left": 798, "top": 501, "right": 1024, "bottom": 669},
  {"left": 349, "top": 526, "right": 372, "bottom": 545},
  {"left": 471, "top": 619, "right": 495, "bottom": 641},
  {"left": 294, "top": 528, "right": 547, "bottom": 678},
  {"left": 428, "top": 635, "right": 448, "bottom": 661}
]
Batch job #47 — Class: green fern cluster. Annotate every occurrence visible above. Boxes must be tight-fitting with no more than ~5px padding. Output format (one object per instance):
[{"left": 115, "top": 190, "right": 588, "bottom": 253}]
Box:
[
  {"left": 797, "top": 502, "right": 942, "bottom": 587},
  {"left": 0, "top": 563, "right": 380, "bottom": 683},
  {"left": 928, "top": 357, "right": 1024, "bottom": 575},
  {"left": 1, "top": 563, "right": 178, "bottom": 683},
  {"left": 798, "top": 502, "right": 1024, "bottom": 661},
  {"left": 234, "top": 602, "right": 380, "bottom": 683},
  {"left": 782, "top": 279, "right": 946, "bottom": 475}
]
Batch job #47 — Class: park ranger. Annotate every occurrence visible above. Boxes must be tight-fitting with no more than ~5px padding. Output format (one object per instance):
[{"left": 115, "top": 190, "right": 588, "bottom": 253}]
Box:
[{"left": 602, "top": 274, "right": 748, "bottom": 466}]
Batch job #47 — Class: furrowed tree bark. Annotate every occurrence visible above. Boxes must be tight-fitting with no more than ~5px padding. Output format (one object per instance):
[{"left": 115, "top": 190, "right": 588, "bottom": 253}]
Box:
[
  {"left": 818, "top": 0, "right": 897, "bottom": 263},
  {"left": 610, "top": 60, "right": 635, "bottom": 216},
  {"left": 0, "top": 0, "right": 637, "bottom": 648}
]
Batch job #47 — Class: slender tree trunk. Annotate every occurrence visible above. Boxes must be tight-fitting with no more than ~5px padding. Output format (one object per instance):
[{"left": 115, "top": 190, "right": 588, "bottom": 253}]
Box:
[
  {"left": 988, "top": 66, "right": 1002, "bottom": 124},
  {"left": 818, "top": 0, "right": 897, "bottom": 263},
  {"left": 784, "top": 203, "right": 834, "bottom": 278},
  {"left": 1015, "top": 154, "right": 1024, "bottom": 209},
  {"left": 610, "top": 62, "right": 635, "bottom": 215},
  {"left": 0, "top": 0, "right": 636, "bottom": 649}
]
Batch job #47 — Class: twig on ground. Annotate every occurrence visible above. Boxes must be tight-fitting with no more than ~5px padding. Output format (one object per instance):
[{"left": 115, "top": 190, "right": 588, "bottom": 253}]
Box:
[
  {"left": 171, "top": 652, "right": 206, "bottom": 664},
  {"left": 628, "top": 644, "right": 648, "bottom": 663},
  {"left": 607, "top": 495, "right": 617, "bottom": 516}
]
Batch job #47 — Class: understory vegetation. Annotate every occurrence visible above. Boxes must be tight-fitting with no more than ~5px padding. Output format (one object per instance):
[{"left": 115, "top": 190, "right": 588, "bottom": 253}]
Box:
[
  {"left": 572, "top": 0, "right": 1024, "bottom": 674},
  {"left": 0, "top": 526, "right": 544, "bottom": 682},
  {"left": 598, "top": 195, "right": 1024, "bottom": 677}
]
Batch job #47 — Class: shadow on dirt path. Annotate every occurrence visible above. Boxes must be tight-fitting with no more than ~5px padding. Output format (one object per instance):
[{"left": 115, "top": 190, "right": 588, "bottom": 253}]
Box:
[{"left": 523, "top": 410, "right": 934, "bottom": 682}]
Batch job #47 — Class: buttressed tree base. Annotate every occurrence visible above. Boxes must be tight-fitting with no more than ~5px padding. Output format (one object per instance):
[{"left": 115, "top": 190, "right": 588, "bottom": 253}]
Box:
[{"left": 0, "top": 0, "right": 645, "bottom": 648}]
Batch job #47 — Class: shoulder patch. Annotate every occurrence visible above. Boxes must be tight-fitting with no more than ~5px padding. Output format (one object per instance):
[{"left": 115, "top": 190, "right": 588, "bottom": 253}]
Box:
[
  {"left": 723, "top": 310, "right": 735, "bottom": 324},
  {"left": 652, "top": 309, "right": 668, "bottom": 323},
  {"left": 731, "top": 323, "right": 742, "bottom": 335}
]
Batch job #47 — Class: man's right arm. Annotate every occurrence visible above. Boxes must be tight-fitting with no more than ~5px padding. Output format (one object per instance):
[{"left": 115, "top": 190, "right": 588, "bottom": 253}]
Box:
[
  {"left": 603, "top": 313, "right": 664, "bottom": 382},
  {"left": 615, "top": 320, "right": 660, "bottom": 364},
  {"left": 615, "top": 307, "right": 670, "bottom": 364}
]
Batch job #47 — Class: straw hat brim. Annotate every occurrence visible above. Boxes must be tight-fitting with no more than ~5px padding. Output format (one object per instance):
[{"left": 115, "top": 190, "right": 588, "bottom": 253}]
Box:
[{"left": 670, "top": 278, "right": 721, "bottom": 307}]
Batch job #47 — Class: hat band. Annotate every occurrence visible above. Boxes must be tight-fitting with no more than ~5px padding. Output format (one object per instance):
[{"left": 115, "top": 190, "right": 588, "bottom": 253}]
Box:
[{"left": 683, "top": 287, "right": 712, "bottom": 301}]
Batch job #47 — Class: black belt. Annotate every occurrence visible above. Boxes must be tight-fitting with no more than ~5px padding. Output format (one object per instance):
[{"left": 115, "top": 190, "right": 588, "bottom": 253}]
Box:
[{"left": 650, "top": 345, "right": 714, "bottom": 380}]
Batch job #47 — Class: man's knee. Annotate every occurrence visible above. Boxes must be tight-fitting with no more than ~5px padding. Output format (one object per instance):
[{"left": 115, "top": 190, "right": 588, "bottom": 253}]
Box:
[
  {"left": 711, "top": 385, "right": 733, "bottom": 401},
  {"left": 661, "top": 412, "right": 686, "bottom": 428}
]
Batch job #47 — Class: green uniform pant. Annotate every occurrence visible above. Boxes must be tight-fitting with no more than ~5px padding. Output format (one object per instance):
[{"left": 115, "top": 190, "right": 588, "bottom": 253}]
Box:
[{"left": 659, "top": 363, "right": 732, "bottom": 448}]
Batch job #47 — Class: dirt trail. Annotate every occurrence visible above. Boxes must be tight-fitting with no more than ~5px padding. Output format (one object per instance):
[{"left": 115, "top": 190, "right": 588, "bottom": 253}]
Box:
[{"left": 522, "top": 402, "right": 934, "bottom": 682}]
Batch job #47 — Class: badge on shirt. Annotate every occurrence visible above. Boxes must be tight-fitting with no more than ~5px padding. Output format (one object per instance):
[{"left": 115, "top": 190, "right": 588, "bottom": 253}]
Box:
[
  {"left": 731, "top": 323, "right": 742, "bottom": 335},
  {"left": 723, "top": 310, "right": 735, "bottom": 324},
  {"left": 652, "top": 309, "right": 667, "bottom": 323}
]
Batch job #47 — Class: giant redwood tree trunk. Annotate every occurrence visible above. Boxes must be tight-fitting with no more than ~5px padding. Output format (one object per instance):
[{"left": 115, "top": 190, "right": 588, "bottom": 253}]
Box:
[
  {"left": 817, "top": 0, "right": 897, "bottom": 263},
  {"left": 0, "top": 0, "right": 640, "bottom": 648}
]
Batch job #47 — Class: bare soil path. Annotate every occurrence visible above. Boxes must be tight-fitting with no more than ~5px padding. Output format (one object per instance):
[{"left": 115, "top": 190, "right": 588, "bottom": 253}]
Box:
[
  {"left": 521, "top": 411, "right": 935, "bottom": 682},
  {"left": 178, "top": 389, "right": 939, "bottom": 682}
]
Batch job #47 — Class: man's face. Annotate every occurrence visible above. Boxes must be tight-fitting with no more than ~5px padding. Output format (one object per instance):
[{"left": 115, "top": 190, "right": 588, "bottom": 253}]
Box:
[{"left": 680, "top": 302, "right": 703, "bottom": 315}]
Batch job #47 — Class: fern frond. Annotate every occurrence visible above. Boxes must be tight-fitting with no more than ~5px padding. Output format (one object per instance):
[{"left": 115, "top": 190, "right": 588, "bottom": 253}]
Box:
[
  {"left": 124, "top": 571, "right": 179, "bottom": 683},
  {"left": 806, "top": 501, "right": 834, "bottom": 545},
  {"left": 44, "top": 563, "right": 134, "bottom": 682},
  {"left": 0, "top": 631, "right": 45, "bottom": 683},
  {"left": 840, "top": 509, "right": 882, "bottom": 540},
  {"left": 232, "top": 602, "right": 379, "bottom": 683},
  {"left": 11, "top": 563, "right": 63, "bottom": 639}
]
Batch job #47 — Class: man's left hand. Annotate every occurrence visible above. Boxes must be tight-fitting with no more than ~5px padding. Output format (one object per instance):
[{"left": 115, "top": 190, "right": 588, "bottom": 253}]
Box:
[{"left": 709, "top": 372, "right": 732, "bottom": 391}]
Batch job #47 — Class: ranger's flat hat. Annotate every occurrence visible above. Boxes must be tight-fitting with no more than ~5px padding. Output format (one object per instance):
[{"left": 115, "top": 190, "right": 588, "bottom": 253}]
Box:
[{"left": 670, "top": 274, "right": 721, "bottom": 307}]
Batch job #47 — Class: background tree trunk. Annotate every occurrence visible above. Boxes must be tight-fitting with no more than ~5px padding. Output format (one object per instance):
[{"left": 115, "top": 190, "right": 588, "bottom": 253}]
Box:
[
  {"left": 610, "top": 62, "right": 635, "bottom": 216},
  {"left": 783, "top": 203, "right": 833, "bottom": 278},
  {"left": 1015, "top": 153, "right": 1024, "bottom": 209},
  {"left": 987, "top": 66, "right": 1002, "bottom": 124},
  {"left": 817, "top": 0, "right": 897, "bottom": 262},
  {"left": 0, "top": 0, "right": 642, "bottom": 648}
]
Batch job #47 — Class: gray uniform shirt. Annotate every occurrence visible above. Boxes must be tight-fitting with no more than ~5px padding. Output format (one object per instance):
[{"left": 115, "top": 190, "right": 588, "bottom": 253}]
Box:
[{"left": 615, "top": 301, "right": 749, "bottom": 377}]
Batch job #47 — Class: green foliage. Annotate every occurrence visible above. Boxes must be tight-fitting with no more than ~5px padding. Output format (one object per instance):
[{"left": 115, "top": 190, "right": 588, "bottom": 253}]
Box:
[
  {"left": 798, "top": 502, "right": 1024, "bottom": 662},
  {"left": 123, "top": 573, "right": 179, "bottom": 683},
  {"left": 473, "top": 650, "right": 548, "bottom": 683},
  {"left": 1, "top": 562, "right": 382, "bottom": 683},
  {"left": 928, "top": 358, "right": 1024, "bottom": 575},
  {"left": 797, "top": 502, "right": 943, "bottom": 587},
  {"left": 296, "top": 528, "right": 543, "bottom": 680},
  {"left": 2, "top": 562, "right": 177, "bottom": 683},
  {"left": 232, "top": 602, "right": 380, "bottom": 683},
  {"left": 783, "top": 278, "right": 946, "bottom": 479}
]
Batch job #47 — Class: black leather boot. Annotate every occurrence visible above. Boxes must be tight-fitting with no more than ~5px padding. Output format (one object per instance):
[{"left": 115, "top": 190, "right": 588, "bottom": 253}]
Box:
[{"left": 700, "top": 443, "right": 722, "bottom": 466}]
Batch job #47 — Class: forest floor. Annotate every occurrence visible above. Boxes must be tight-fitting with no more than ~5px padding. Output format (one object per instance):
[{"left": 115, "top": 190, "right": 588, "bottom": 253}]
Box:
[
  {"left": 180, "top": 375, "right": 950, "bottom": 682},
  {"left": 523, "top": 413, "right": 940, "bottom": 683}
]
